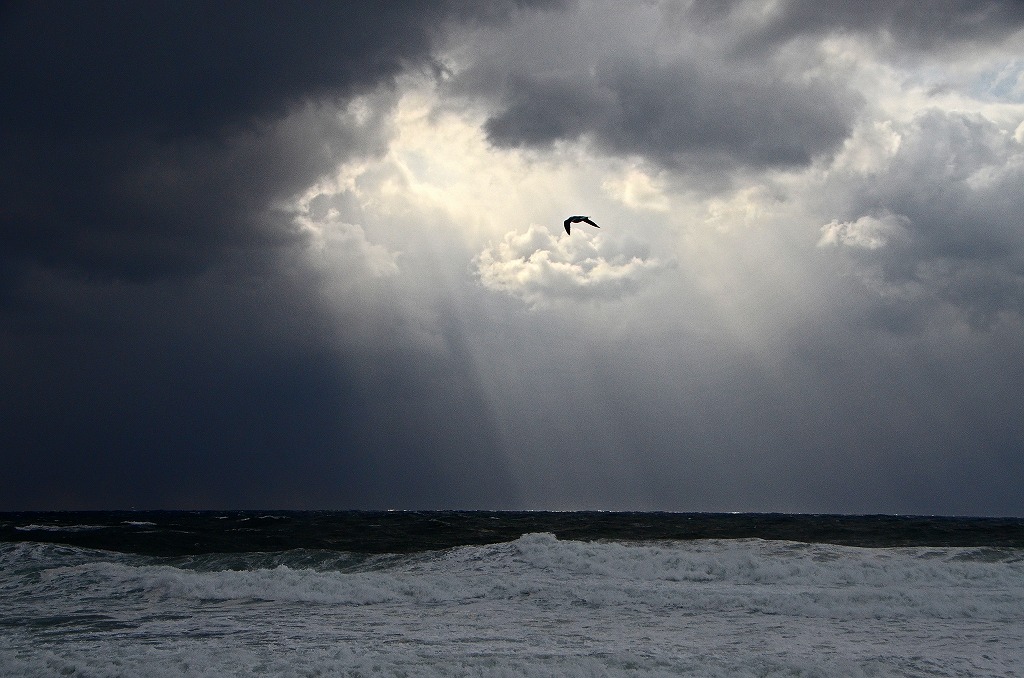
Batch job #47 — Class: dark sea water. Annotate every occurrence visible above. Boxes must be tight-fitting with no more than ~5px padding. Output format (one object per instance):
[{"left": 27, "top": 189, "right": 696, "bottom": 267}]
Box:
[
  {"left": 3, "top": 512, "right": 1023, "bottom": 677},
  {"left": 4, "top": 510, "right": 1023, "bottom": 555}
]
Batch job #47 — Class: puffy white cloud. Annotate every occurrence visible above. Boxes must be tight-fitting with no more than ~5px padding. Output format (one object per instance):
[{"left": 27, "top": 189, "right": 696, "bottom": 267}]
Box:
[
  {"left": 819, "top": 212, "right": 909, "bottom": 250},
  {"left": 475, "top": 225, "right": 666, "bottom": 306}
]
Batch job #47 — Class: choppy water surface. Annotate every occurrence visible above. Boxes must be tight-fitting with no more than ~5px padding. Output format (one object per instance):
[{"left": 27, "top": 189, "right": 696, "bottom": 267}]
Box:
[{"left": 2, "top": 512, "right": 1022, "bottom": 677}]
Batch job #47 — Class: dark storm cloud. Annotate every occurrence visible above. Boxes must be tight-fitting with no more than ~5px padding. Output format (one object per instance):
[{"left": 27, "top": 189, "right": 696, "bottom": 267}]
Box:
[
  {"left": 0, "top": 0, "right": 567, "bottom": 281},
  {"left": 733, "top": 0, "right": 1024, "bottom": 51},
  {"left": 2, "top": 101, "right": 392, "bottom": 282},
  {"left": 483, "top": 57, "right": 860, "bottom": 170},
  {"left": 459, "top": 0, "right": 1024, "bottom": 174},
  {"left": 454, "top": 4, "right": 861, "bottom": 174},
  {"left": 0, "top": 268, "right": 519, "bottom": 509},
  {"left": 0, "top": 1, "right": 567, "bottom": 509}
]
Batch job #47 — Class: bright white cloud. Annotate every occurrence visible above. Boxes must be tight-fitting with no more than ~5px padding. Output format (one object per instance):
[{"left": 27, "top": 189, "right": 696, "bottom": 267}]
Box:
[
  {"left": 475, "top": 225, "right": 666, "bottom": 306},
  {"left": 818, "top": 212, "right": 909, "bottom": 250},
  {"left": 295, "top": 211, "right": 400, "bottom": 279},
  {"left": 601, "top": 166, "right": 671, "bottom": 212}
]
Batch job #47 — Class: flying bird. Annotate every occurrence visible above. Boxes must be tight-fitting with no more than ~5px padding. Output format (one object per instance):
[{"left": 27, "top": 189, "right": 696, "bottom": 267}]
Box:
[{"left": 564, "top": 215, "right": 599, "bottom": 234}]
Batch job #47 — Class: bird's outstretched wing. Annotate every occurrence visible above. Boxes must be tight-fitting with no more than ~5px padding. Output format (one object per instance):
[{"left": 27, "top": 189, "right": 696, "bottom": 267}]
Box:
[
  {"left": 563, "top": 218, "right": 572, "bottom": 234},
  {"left": 582, "top": 217, "right": 599, "bottom": 228}
]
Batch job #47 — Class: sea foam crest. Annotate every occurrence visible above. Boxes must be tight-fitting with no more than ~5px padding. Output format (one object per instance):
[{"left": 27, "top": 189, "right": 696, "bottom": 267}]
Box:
[
  {"left": 6, "top": 534, "right": 1020, "bottom": 623},
  {"left": 3, "top": 537, "right": 1024, "bottom": 678}
]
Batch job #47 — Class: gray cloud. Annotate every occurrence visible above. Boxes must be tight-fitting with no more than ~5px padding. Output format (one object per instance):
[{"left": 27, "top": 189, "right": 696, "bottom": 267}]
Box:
[
  {"left": 483, "top": 57, "right": 859, "bottom": 170},
  {"left": 452, "top": 4, "right": 862, "bottom": 174},
  {"left": 819, "top": 110, "right": 1024, "bottom": 327},
  {"left": 2, "top": 98, "right": 399, "bottom": 284},
  {"left": 733, "top": 0, "right": 1024, "bottom": 52}
]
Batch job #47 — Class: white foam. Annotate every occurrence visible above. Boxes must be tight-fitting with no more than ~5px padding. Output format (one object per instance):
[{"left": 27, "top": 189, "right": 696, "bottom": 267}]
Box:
[
  {"left": 2, "top": 536, "right": 1022, "bottom": 677},
  {"left": 15, "top": 523, "right": 107, "bottom": 532}
]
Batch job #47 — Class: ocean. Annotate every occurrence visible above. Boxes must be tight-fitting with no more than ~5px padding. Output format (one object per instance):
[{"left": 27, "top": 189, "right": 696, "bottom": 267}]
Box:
[{"left": 2, "top": 512, "right": 1022, "bottom": 677}]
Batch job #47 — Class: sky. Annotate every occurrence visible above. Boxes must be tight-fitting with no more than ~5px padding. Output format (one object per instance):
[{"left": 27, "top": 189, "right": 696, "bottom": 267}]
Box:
[{"left": 3, "top": 0, "right": 1024, "bottom": 515}]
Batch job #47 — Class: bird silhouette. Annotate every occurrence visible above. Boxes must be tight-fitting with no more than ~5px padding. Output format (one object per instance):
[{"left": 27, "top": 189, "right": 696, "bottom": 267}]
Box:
[{"left": 563, "top": 216, "right": 599, "bottom": 234}]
